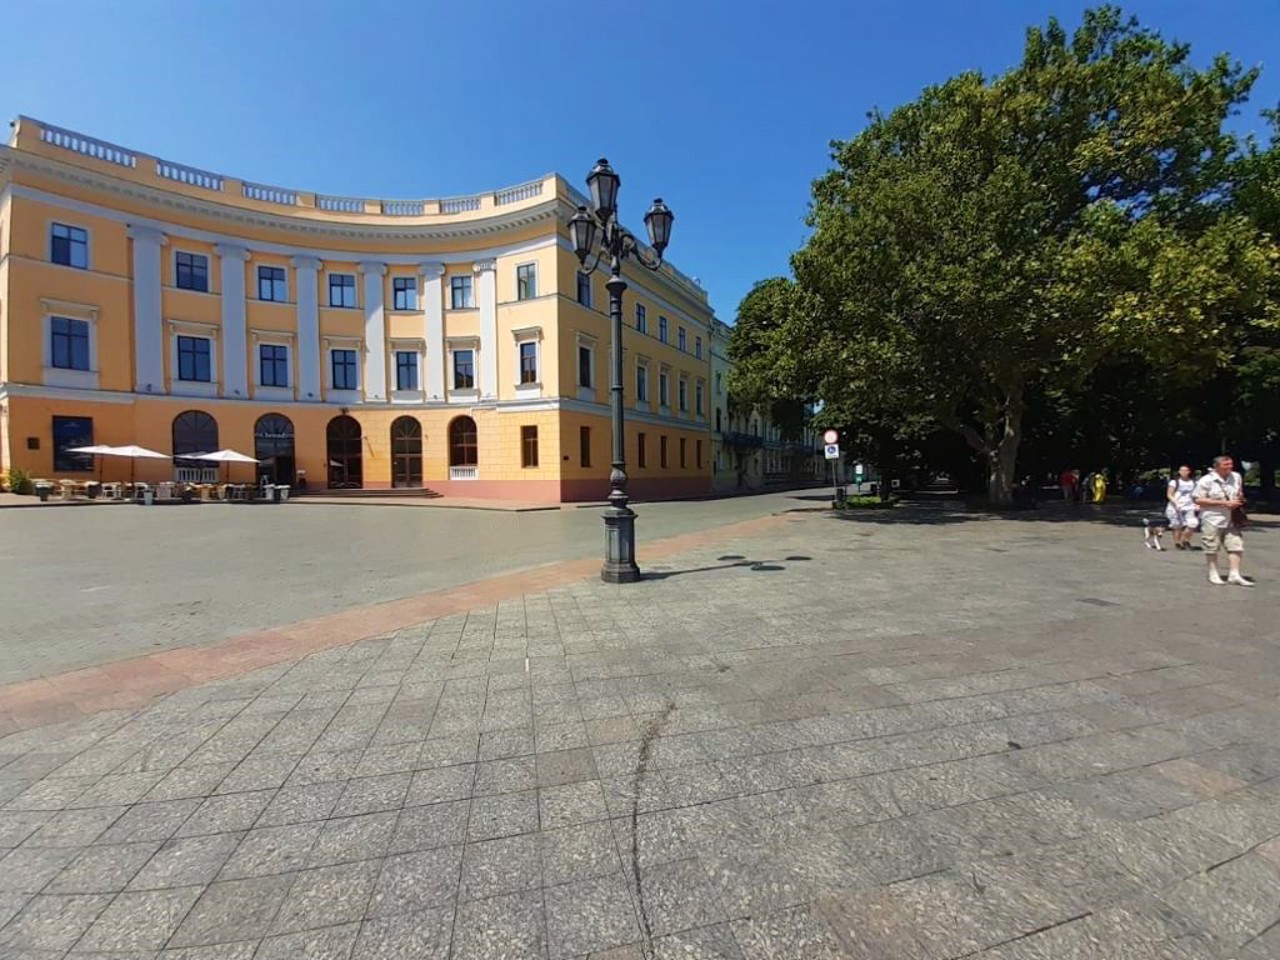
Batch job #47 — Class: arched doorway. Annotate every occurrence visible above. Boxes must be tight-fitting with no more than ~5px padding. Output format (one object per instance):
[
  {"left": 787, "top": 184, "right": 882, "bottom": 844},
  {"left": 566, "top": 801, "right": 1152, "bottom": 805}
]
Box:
[
  {"left": 448, "top": 416, "right": 478, "bottom": 478},
  {"left": 326, "top": 415, "right": 363, "bottom": 488},
  {"left": 172, "top": 410, "right": 218, "bottom": 482},
  {"left": 391, "top": 417, "right": 423, "bottom": 488},
  {"left": 254, "top": 413, "right": 295, "bottom": 486}
]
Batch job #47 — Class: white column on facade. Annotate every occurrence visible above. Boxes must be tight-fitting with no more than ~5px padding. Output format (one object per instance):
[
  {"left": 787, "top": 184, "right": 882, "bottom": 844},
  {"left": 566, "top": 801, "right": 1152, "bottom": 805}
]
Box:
[
  {"left": 474, "top": 259, "right": 498, "bottom": 399},
  {"left": 291, "top": 256, "right": 322, "bottom": 401},
  {"left": 127, "top": 225, "right": 167, "bottom": 393},
  {"left": 359, "top": 261, "right": 388, "bottom": 401},
  {"left": 214, "top": 243, "right": 251, "bottom": 398},
  {"left": 418, "top": 262, "right": 446, "bottom": 400}
]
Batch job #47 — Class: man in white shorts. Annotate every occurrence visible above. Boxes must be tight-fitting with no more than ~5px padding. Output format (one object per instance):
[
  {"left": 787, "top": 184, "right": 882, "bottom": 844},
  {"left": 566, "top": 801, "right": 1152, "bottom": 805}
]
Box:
[
  {"left": 1165, "top": 465, "right": 1199, "bottom": 550},
  {"left": 1193, "top": 455, "right": 1251, "bottom": 586}
]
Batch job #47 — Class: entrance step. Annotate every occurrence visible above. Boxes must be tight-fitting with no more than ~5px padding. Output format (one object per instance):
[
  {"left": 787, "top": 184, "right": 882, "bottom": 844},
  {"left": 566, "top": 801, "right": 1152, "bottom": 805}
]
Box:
[{"left": 295, "top": 487, "right": 443, "bottom": 499}]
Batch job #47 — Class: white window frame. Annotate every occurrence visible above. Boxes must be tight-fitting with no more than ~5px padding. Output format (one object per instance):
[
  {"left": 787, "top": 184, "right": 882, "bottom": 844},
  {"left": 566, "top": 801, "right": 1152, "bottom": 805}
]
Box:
[
  {"left": 679, "top": 375, "right": 689, "bottom": 413},
  {"left": 326, "top": 272, "right": 358, "bottom": 309},
  {"left": 172, "top": 249, "right": 211, "bottom": 293},
  {"left": 168, "top": 320, "right": 220, "bottom": 398},
  {"left": 515, "top": 262, "right": 538, "bottom": 301},
  {"left": 678, "top": 326, "right": 687, "bottom": 352},
  {"left": 696, "top": 379, "right": 706, "bottom": 418},
  {"left": 512, "top": 326, "right": 542, "bottom": 399},
  {"left": 658, "top": 316, "right": 669, "bottom": 343},
  {"left": 447, "top": 337, "right": 480, "bottom": 402},
  {"left": 635, "top": 358, "right": 650, "bottom": 412},
  {"left": 49, "top": 221, "right": 90, "bottom": 270},
  {"left": 659, "top": 364, "right": 671, "bottom": 413},
  {"left": 256, "top": 264, "right": 289, "bottom": 303},
  {"left": 635, "top": 303, "right": 647, "bottom": 334},
  {"left": 390, "top": 275, "right": 420, "bottom": 312},
  {"left": 576, "top": 271, "right": 593, "bottom": 309},
  {"left": 253, "top": 333, "right": 294, "bottom": 400},
  {"left": 325, "top": 339, "right": 363, "bottom": 404},
  {"left": 575, "top": 333, "right": 597, "bottom": 403},
  {"left": 450, "top": 274, "right": 475, "bottom": 310},
  {"left": 695, "top": 336, "right": 703, "bottom": 360},
  {"left": 41, "top": 299, "right": 99, "bottom": 390},
  {"left": 390, "top": 338, "right": 425, "bottom": 402}
]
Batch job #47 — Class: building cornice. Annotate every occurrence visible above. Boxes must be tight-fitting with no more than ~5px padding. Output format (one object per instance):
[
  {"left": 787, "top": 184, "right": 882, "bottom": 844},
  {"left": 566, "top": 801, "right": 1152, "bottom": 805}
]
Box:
[{"left": 1, "top": 144, "right": 561, "bottom": 243}]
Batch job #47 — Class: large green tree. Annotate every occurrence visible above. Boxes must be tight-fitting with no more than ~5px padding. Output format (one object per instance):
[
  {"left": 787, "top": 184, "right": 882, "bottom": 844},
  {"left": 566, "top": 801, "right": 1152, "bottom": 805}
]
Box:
[{"left": 787, "top": 6, "right": 1276, "bottom": 503}]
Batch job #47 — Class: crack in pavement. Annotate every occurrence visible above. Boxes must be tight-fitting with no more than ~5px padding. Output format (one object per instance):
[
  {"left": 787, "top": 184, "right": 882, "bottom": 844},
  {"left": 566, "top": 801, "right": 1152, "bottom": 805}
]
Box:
[{"left": 630, "top": 698, "right": 677, "bottom": 958}]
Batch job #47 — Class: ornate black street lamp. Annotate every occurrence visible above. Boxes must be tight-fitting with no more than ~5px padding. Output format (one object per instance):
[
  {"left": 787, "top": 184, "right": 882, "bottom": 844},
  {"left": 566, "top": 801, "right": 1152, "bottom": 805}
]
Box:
[{"left": 569, "top": 158, "right": 675, "bottom": 583}]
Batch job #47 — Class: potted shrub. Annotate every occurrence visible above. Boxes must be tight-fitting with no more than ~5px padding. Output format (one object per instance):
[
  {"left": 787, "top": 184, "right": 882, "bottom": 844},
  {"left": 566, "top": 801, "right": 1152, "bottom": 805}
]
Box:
[{"left": 86, "top": 481, "right": 101, "bottom": 499}]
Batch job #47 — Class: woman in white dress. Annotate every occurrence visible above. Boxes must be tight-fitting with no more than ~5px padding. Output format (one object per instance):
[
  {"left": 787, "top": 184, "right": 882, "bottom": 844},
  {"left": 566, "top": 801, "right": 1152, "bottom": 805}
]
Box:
[{"left": 1166, "top": 465, "right": 1199, "bottom": 550}]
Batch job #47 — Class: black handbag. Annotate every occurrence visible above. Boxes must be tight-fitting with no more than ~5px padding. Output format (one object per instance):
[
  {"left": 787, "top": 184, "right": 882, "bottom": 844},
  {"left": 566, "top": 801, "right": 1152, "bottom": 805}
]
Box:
[{"left": 1232, "top": 506, "right": 1248, "bottom": 529}]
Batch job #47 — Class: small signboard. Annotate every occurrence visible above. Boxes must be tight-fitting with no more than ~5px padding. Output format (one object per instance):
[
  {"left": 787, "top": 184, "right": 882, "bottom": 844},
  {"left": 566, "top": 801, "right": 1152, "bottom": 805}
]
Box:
[
  {"left": 823, "top": 429, "right": 839, "bottom": 445},
  {"left": 824, "top": 443, "right": 841, "bottom": 460}
]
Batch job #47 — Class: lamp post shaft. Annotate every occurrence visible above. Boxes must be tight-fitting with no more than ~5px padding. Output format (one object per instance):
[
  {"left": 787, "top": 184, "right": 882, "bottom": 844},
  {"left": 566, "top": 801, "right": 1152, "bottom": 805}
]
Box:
[{"left": 600, "top": 265, "right": 639, "bottom": 583}]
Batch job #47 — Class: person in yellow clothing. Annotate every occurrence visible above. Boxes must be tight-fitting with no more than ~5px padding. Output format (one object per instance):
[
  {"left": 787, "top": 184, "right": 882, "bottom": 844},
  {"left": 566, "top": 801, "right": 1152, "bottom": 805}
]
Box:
[{"left": 1091, "top": 470, "right": 1108, "bottom": 503}]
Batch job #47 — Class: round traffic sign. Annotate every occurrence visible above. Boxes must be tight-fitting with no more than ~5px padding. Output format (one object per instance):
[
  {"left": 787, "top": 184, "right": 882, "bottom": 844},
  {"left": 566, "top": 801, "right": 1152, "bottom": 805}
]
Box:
[{"left": 823, "top": 429, "right": 839, "bottom": 444}]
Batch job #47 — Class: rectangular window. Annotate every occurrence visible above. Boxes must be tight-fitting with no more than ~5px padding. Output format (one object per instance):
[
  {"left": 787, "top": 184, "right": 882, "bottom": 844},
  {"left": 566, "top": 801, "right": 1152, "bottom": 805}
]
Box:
[
  {"left": 257, "top": 265, "right": 287, "bottom": 302},
  {"left": 678, "top": 327, "right": 687, "bottom": 352},
  {"left": 259, "top": 344, "right": 289, "bottom": 387},
  {"left": 576, "top": 271, "right": 592, "bottom": 307},
  {"left": 578, "top": 345, "right": 593, "bottom": 388},
  {"left": 680, "top": 437, "right": 687, "bottom": 468},
  {"left": 392, "top": 277, "right": 417, "bottom": 310},
  {"left": 329, "top": 273, "right": 356, "bottom": 308},
  {"left": 450, "top": 275, "right": 474, "bottom": 309},
  {"left": 50, "top": 223, "right": 88, "bottom": 269},
  {"left": 52, "top": 416, "right": 94, "bottom": 472},
  {"left": 635, "top": 304, "right": 647, "bottom": 333},
  {"left": 697, "top": 439, "right": 703, "bottom": 469},
  {"left": 660, "top": 435, "right": 669, "bottom": 468},
  {"left": 50, "top": 317, "right": 90, "bottom": 371},
  {"left": 521, "top": 425, "right": 539, "bottom": 468},
  {"left": 638, "top": 432, "right": 647, "bottom": 468},
  {"left": 679, "top": 378, "right": 688, "bottom": 412},
  {"left": 332, "top": 349, "right": 358, "bottom": 390},
  {"left": 695, "top": 336, "right": 703, "bottom": 360},
  {"left": 658, "top": 316, "right": 669, "bottom": 343},
  {"left": 659, "top": 370, "right": 669, "bottom": 407},
  {"left": 453, "top": 349, "right": 475, "bottom": 389},
  {"left": 175, "top": 251, "right": 209, "bottom": 292},
  {"left": 177, "top": 335, "right": 212, "bottom": 382},
  {"left": 519, "top": 342, "right": 538, "bottom": 384},
  {"left": 395, "top": 351, "right": 419, "bottom": 391},
  {"left": 636, "top": 364, "right": 649, "bottom": 403},
  {"left": 696, "top": 381, "right": 705, "bottom": 415},
  {"left": 516, "top": 263, "right": 537, "bottom": 300},
  {"left": 579, "top": 426, "right": 591, "bottom": 467}
]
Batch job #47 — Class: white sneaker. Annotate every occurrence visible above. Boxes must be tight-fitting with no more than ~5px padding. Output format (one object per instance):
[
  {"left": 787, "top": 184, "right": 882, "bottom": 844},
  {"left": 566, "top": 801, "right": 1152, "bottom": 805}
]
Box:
[
  {"left": 1228, "top": 574, "right": 1254, "bottom": 587},
  {"left": 1209, "top": 571, "right": 1225, "bottom": 585}
]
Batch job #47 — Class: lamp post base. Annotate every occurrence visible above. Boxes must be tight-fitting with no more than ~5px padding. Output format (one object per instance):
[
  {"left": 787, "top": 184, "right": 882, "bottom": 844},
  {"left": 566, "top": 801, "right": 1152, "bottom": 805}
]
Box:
[{"left": 601, "top": 505, "right": 640, "bottom": 583}]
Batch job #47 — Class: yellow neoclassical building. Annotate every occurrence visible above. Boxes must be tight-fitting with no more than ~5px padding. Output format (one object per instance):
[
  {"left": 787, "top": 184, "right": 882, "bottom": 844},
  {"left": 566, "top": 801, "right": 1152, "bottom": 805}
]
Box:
[{"left": 0, "top": 117, "right": 716, "bottom": 500}]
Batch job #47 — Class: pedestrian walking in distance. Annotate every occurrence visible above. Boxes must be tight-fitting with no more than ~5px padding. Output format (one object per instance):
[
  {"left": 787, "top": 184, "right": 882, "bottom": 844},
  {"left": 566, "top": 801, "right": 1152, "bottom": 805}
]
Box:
[
  {"left": 1193, "top": 455, "right": 1252, "bottom": 586},
  {"left": 1059, "top": 467, "right": 1078, "bottom": 504},
  {"left": 1166, "top": 465, "right": 1199, "bottom": 550}
]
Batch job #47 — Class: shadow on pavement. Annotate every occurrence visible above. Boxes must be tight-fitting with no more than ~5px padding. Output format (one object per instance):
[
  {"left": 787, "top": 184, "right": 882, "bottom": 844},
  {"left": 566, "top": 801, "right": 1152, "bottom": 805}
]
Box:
[
  {"left": 642, "top": 554, "right": 813, "bottom": 580},
  {"left": 821, "top": 498, "right": 1279, "bottom": 532}
]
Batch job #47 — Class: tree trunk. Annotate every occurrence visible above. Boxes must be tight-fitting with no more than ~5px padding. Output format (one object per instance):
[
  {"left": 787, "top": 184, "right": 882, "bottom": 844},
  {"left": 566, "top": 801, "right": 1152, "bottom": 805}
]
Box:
[
  {"left": 1260, "top": 457, "right": 1275, "bottom": 498},
  {"left": 985, "top": 380, "right": 1025, "bottom": 507}
]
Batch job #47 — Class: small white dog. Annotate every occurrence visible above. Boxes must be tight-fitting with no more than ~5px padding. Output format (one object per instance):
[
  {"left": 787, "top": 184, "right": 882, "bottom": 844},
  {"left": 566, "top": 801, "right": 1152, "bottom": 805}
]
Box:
[{"left": 1142, "top": 517, "right": 1166, "bottom": 551}]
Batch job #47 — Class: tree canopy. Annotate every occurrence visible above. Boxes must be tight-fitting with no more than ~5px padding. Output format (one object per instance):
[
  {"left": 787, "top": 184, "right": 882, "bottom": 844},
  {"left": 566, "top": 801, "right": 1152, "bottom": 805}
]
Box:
[{"left": 740, "top": 5, "right": 1280, "bottom": 503}]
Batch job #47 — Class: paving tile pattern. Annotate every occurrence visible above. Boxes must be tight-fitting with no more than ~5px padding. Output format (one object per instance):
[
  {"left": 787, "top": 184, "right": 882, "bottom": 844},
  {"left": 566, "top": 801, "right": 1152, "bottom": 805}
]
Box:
[{"left": 0, "top": 511, "right": 1278, "bottom": 957}]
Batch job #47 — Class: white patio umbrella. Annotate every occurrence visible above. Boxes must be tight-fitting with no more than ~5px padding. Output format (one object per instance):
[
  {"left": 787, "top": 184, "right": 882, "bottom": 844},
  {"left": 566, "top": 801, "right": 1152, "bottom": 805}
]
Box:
[
  {"left": 190, "top": 449, "right": 259, "bottom": 484},
  {"left": 100, "top": 444, "right": 170, "bottom": 484},
  {"left": 67, "top": 444, "right": 118, "bottom": 482}
]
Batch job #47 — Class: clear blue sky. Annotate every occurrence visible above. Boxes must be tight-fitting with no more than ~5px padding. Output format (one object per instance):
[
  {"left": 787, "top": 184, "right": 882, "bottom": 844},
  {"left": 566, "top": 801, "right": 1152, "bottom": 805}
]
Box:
[{"left": 2, "top": 0, "right": 1275, "bottom": 321}]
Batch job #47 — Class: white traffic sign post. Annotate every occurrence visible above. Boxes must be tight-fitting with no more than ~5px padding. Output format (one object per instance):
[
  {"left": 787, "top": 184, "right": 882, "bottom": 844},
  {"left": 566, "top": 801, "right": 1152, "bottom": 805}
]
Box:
[{"left": 825, "top": 443, "right": 842, "bottom": 506}]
